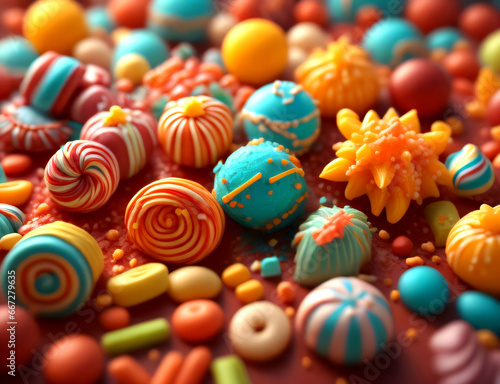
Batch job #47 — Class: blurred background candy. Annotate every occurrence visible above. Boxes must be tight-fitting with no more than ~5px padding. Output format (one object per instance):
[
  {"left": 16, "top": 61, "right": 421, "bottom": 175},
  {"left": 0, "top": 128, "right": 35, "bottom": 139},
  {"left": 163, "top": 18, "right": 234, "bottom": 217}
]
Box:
[
  {"left": 443, "top": 45, "right": 480, "bottom": 82},
  {"left": 86, "top": 6, "right": 116, "bottom": 34},
  {"left": 112, "top": 29, "right": 169, "bottom": 78},
  {"left": 73, "top": 37, "right": 112, "bottom": 69},
  {"left": 23, "top": 0, "right": 88, "bottom": 55},
  {"left": 108, "top": 0, "right": 150, "bottom": 29},
  {"left": 148, "top": 0, "right": 215, "bottom": 42},
  {"left": 287, "top": 22, "right": 329, "bottom": 53},
  {"left": 427, "top": 27, "right": 465, "bottom": 52},
  {"left": 207, "top": 13, "right": 238, "bottom": 47},
  {"left": 293, "top": 0, "right": 328, "bottom": 26},
  {"left": 459, "top": 2, "right": 500, "bottom": 41},
  {"left": 389, "top": 58, "right": 451, "bottom": 117},
  {"left": 362, "top": 18, "right": 428, "bottom": 67},
  {"left": 0, "top": 37, "right": 39, "bottom": 77},
  {"left": 480, "top": 30, "right": 500, "bottom": 74},
  {"left": 404, "top": 0, "right": 461, "bottom": 34},
  {"left": 1, "top": 7, "right": 24, "bottom": 35}
]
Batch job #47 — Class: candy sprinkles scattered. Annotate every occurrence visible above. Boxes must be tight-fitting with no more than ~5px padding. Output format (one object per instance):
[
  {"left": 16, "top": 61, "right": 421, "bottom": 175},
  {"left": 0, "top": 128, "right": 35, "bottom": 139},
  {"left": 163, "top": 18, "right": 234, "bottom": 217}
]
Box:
[{"left": 2, "top": 1, "right": 500, "bottom": 383}]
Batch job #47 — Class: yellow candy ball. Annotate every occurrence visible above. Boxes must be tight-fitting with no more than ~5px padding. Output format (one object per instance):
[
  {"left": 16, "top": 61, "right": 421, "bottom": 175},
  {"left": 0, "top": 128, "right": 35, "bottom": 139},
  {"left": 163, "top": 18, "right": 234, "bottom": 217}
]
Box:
[
  {"left": 23, "top": 0, "right": 88, "bottom": 55},
  {"left": 222, "top": 18, "right": 288, "bottom": 86},
  {"left": 114, "top": 53, "right": 151, "bottom": 86}
]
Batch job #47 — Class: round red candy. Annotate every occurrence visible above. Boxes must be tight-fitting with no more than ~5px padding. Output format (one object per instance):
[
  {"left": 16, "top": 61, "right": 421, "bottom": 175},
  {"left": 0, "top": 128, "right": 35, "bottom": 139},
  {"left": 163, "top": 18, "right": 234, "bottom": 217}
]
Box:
[
  {"left": 442, "top": 49, "right": 480, "bottom": 82},
  {"left": 481, "top": 140, "right": 500, "bottom": 161},
  {"left": 1, "top": 154, "right": 32, "bottom": 175},
  {"left": 0, "top": 305, "right": 40, "bottom": 373},
  {"left": 43, "top": 335, "right": 104, "bottom": 384},
  {"left": 1, "top": 7, "right": 24, "bottom": 35},
  {"left": 389, "top": 59, "right": 451, "bottom": 117},
  {"left": 404, "top": 0, "right": 461, "bottom": 34},
  {"left": 293, "top": 0, "right": 328, "bottom": 26},
  {"left": 392, "top": 236, "right": 414, "bottom": 257},
  {"left": 99, "top": 307, "right": 130, "bottom": 331},
  {"left": 487, "top": 90, "right": 500, "bottom": 127},
  {"left": 452, "top": 78, "right": 474, "bottom": 97},
  {"left": 459, "top": 3, "right": 500, "bottom": 41},
  {"left": 230, "top": 0, "right": 262, "bottom": 21},
  {"left": 69, "top": 85, "right": 117, "bottom": 125},
  {"left": 172, "top": 299, "right": 225, "bottom": 343}
]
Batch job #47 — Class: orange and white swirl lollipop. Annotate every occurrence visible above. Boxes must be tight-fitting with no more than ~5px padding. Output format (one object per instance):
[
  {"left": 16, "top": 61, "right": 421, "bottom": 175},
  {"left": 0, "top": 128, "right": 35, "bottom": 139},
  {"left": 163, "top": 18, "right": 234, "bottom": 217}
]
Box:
[
  {"left": 44, "top": 140, "right": 120, "bottom": 213},
  {"left": 125, "top": 178, "right": 225, "bottom": 264}
]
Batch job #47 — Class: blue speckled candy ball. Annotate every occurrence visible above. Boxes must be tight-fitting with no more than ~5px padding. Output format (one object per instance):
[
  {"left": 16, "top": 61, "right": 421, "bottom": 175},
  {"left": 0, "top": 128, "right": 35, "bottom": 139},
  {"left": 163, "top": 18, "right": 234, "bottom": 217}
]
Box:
[
  {"left": 427, "top": 28, "right": 465, "bottom": 52},
  {"left": 457, "top": 291, "right": 500, "bottom": 336},
  {"left": 213, "top": 140, "right": 309, "bottom": 232},
  {"left": 86, "top": 6, "right": 116, "bottom": 34},
  {"left": 398, "top": 266, "right": 449, "bottom": 315},
  {"left": 242, "top": 81, "right": 320, "bottom": 154},
  {"left": 326, "top": 0, "right": 405, "bottom": 23},
  {"left": 362, "top": 18, "right": 426, "bottom": 67},
  {"left": 148, "top": 0, "right": 215, "bottom": 42},
  {"left": 112, "top": 29, "right": 169, "bottom": 72},
  {"left": 0, "top": 37, "right": 39, "bottom": 76}
]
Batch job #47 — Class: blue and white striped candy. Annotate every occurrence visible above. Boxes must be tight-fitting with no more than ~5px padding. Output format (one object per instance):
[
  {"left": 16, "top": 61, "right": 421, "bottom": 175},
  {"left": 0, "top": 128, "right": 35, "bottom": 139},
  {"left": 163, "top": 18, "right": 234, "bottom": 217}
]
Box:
[
  {"left": 0, "top": 204, "right": 25, "bottom": 238},
  {"left": 296, "top": 277, "right": 394, "bottom": 365},
  {"left": 445, "top": 144, "right": 495, "bottom": 197}
]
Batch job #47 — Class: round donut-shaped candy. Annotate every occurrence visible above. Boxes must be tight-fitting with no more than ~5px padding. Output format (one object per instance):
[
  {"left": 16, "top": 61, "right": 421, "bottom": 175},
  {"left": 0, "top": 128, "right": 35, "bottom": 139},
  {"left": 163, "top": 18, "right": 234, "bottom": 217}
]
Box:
[
  {"left": 0, "top": 102, "right": 73, "bottom": 152},
  {"left": 158, "top": 96, "right": 234, "bottom": 168},
  {"left": 80, "top": 106, "right": 157, "bottom": 179},
  {"left": 0, "top": 221, "right": 104, "bottom": 317},
  {"left": 44, "top": 140, "right": 120, "bottom": 213},
  {"left": 0, "top": 204, "right": 25, "bottom": 238},
  {"left": 229, "top": 301, "right": 292, "bottom": 361},
  {"left": 125, "top": 177, "right": 225, "bottom": 264},
  {"left": 296, "top": 277, "right": 394, "bottom": 365},
  {"left": 20, "top": 51, "right": 85, "bottom": 116}
]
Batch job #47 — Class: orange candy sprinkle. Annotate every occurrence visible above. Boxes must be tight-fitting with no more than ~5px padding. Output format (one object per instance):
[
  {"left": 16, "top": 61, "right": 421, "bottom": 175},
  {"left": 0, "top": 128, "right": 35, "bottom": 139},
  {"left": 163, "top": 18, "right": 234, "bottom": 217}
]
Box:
[
  {"left": 277, "top": 281, "right": 296, "bottom": 304},
  {"left": 107, "top": 229, "right": 120, "bottom": 241},
  {"left": 390, "top": 290, "right": 401, "bottom": 302},
  {"left": 406, "top": 256, "right": 424, "bottom": 267}
]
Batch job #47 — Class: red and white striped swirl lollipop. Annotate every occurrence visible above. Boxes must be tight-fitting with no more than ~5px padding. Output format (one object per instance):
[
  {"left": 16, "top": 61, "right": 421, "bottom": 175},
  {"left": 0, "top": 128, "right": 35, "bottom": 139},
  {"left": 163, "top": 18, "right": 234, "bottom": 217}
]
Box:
[
  {"left": 158, "top": 96, "right": 233, "bottom": 168},
  {"left": 44, "top": 140, "right": 120, "bottom": 213},
  {"left": 125, "top": 177, "right": 225, "bottom": 264}
]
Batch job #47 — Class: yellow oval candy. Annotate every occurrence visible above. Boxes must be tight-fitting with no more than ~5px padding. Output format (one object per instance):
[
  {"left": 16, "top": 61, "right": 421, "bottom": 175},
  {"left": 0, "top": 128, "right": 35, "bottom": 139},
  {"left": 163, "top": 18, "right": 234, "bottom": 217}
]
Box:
[
  {"left": 222, "top": 263, "right": 251, "bottom": 289},
  {"left": 0, "top": 233, "right": 22, "bottom": 251},
  {"left": 0, "top": 180, "right": 33, "bottom": 207},
  {"left": 107, "top": 263, "right": 169, "bottom": 307},
  {"left": 168, "top": 266, "right": 222, "bottom": 302},
  {"left": 235, "top": 279, "right": 264, "bottom": 304}
]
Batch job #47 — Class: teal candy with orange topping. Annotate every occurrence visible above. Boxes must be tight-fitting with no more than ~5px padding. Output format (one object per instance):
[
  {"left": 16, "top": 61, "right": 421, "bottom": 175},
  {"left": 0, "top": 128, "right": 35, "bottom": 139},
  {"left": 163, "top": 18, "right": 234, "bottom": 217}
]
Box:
[
  {"left": 213, "top": 140, "right": 309, "bottom": 232},
  {"left": 292, "top": 205, "right": 373, "bottom": 287}
]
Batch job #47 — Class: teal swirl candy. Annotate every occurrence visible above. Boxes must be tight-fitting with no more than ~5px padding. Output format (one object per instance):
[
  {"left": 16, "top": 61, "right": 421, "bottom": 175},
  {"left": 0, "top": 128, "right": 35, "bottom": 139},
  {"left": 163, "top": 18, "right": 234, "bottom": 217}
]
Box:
[
  {"left": 0, "top": 203, "right": 25, "bottom": 238},
  {"left": 445, "top": 144, "right": 495, "bottom": 197},
  {"left": 292, "top": 205, "right": 373, "bottom": 287}
]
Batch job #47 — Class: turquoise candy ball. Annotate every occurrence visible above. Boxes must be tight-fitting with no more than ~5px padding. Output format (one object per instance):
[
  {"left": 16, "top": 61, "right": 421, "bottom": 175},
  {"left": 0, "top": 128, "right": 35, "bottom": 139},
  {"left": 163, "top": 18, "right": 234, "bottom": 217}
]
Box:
[
  {"left": 427, "top": 28, "right": 465, "bottom": 52},
  {"left": 112, "top": 29, "right": 169, "bottom": 71},
  {"left": 457, "top": 291, "right": 500, "bottom": 336},
  {"left": 242, "top": 81, "right": 320, "bottom": 154},
  {"left": 398, "top": 266, "right": 449, "bottom": 315},
  {"left": 362, "top": 18, "right": 426, "bottom": 67},
  {"left": 86, "top": 6, "right": 116, "bottom": 34},
  {"left": 0, "top": 204, "right": 25, "bottom": 238},
  {"left": 148, "top": 0, "right": 215, "bottom": 42},
  {"left": 0, "top": 37, "right": 38, "bottom": 76},
  {"left": 213, "top": 140, "right": 309, "bottom": 232},
  {"left": 480, "top": 30, "right": 500, "bottom": 74},
  {"left": 326, "top": 0, "right": 405, "bottom": 23}
]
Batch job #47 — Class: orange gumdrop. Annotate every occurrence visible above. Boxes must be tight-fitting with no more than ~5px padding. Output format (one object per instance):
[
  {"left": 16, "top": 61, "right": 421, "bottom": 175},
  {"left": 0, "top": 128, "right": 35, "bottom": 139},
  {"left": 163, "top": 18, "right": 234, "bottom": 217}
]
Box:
[
  {"left": 171, "top": 300, "right": 224, "bottom": 343},
  {"left": 1, "top": 154, "right": 32, "bottom": 175}
]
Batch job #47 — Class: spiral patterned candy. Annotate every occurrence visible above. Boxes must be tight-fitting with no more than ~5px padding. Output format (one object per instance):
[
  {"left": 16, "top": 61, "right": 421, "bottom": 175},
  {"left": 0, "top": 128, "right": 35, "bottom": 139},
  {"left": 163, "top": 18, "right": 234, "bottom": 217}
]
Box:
[
  {"left": 445, "top": 143, "right": 495, "bottom": 197},
  {"left": 0, "top": 221, "right": 104, "bottom": 317},
  {"left": 81, "top": 106, "right": 158, "bottom": 179},
  {"left": 292, "top": 205, "right": 373, "bottom": 287},
  {"left": 44, "top": 140, "right": 120, "bottom": 213},
  {"left": 429, "top": 321, "right": 499, "bottom": 384},
  {"left": 125, "top": 177, "right": 225, "bottom": 264},
  {"left": 0, "top": 204, "right": 25, "bottom": 238},
  {"left": 296, "top": 277, "right": 394, "bottom": 365},
  {"left": 159, "top": 96, "right": 233, "bottom": 168}
]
